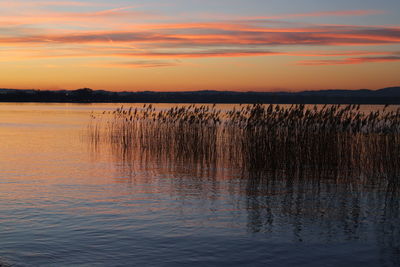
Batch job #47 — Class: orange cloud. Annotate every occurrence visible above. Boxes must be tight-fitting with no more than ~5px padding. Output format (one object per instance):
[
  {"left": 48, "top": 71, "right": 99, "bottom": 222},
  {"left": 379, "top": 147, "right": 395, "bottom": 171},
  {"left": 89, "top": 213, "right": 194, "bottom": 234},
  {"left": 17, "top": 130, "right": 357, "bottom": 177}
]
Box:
[
  {"left": 1, "top": 25, "right": 399, "bottom": 46},
  {"left": 91, "top": 60, "right": 179, "bottom": 68},
  {"left": 297, "top": 55, "right": 400, "bottom": 65},
  {"left": 3, "top": 45, "right": 396, "bottom": 62},
  {"left": 0, "top": 6, "right": 399, "bottom": 71},
  {"left": 0, "top": 1, "right": 97, "bottom": 8}
]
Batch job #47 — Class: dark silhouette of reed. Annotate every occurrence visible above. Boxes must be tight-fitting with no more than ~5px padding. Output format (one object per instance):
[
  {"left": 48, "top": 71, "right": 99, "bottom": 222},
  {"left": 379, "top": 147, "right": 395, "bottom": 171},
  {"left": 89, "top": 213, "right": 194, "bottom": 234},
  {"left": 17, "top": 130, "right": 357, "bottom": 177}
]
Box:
[{"left": 88, "top": 104, "right": 400, "bottom": 184}]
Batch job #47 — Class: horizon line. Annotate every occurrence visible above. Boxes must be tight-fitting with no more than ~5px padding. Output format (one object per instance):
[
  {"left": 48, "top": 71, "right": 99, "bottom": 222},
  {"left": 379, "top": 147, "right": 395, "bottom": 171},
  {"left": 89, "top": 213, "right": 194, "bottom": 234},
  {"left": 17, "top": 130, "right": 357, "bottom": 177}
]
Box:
[{"left": 1, "top": 86, "right": 400, "bottom": 94}]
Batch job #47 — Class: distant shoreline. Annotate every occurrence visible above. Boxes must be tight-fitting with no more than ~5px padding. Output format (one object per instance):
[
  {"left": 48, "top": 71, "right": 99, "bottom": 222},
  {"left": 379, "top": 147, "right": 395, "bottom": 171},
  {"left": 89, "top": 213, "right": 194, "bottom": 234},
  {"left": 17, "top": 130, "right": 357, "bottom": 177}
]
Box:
[{"left": 1, "top": 87, "right": 400, "bottom": 104}]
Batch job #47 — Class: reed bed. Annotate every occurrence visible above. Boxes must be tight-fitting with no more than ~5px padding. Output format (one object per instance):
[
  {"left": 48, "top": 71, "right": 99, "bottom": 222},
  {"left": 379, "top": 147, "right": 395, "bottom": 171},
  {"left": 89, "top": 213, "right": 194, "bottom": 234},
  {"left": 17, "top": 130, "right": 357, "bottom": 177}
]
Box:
[
  {"left": 88, "top": 104, "right": 400, "bottom": 185},
  {"left": 87, "top": 105, "right": 400, "bottom": 252}
]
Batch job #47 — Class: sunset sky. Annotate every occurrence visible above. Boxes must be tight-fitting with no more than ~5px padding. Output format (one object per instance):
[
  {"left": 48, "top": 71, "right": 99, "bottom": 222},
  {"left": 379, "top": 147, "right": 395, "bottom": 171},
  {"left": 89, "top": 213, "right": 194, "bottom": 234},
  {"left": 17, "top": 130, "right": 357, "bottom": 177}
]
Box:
[{"left": 1, "top": 0, "right": 400, "bottom": 91}]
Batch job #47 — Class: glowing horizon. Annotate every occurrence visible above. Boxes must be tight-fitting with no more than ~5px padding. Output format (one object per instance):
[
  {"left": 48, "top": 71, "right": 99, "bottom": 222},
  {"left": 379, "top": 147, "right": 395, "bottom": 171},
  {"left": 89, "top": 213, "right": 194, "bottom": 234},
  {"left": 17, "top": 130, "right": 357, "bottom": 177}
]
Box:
[{"left": 1, "top": 0, "right": 400, "bottom": 91}]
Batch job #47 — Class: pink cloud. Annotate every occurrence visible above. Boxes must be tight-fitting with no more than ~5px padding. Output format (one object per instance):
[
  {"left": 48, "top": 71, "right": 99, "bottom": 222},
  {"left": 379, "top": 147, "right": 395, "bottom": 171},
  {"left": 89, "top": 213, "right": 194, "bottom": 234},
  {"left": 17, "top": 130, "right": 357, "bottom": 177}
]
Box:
[
  {"left": 0, "top": 1, "right": 99, "bottom": 8},
  {"left": 0, "top": 6, "right": 398, "bottom": 66},
  {"left": 297, "top": 55, "right": 400, "bottom": 65},
  {"left": 246, "top": 9, "right": 386, "bottom": 20},
  {"left": 1, "top": 24, "right": 399, "bottom": 46},
  {"left": 0, "top": 5, "right": 156, "bottom": 27}
]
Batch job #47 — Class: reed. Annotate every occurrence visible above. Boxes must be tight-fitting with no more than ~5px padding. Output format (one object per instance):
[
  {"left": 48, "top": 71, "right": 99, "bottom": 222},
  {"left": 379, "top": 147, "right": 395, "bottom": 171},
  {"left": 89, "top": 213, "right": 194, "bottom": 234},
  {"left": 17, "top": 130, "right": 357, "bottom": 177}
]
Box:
[
  {"left": 87, "top": 105, "right": 400, "bottom": 255},
  {"left": 88, "top": 104, "right": 400, "bottom": 184}
]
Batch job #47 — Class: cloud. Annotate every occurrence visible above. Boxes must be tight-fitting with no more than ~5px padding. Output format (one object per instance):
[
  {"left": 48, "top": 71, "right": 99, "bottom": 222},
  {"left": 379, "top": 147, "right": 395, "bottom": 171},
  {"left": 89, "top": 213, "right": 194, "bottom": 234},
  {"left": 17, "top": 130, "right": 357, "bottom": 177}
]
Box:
[
  {"left": 297, "top": 55, "right": 400, "bottom": 65},
  {"left": 92, "top": 60, "right": 178, "bottom": 68},
  {"left": 122, "top": 49, "right": 280, "bottom": 58},
  {"left": 0, "top": 6, "right": 155, "bottom": 26},
  {"left": 244, "top": 9, "right": 386, "bottom": 20},
  {"left": 0, "top": 6, "right": 398, "bottom": 66},
  {"left": 4, "top": 45, "right": 397, "bottom": 62},
  {"left": 1, "top": 25, "right": 399, "bottom": 47},
  {"left": 0, "top": 1, "right": 97, "bottom": 8},
  {"left": 177, "top": 9, "right": 385, "bottom": 23}
]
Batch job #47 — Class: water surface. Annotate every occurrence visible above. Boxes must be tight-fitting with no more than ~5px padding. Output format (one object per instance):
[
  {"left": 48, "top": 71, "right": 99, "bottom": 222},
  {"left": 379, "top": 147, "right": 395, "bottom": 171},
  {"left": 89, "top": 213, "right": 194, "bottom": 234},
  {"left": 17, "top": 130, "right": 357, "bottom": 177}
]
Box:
[{"left": 0, "top": 103, "right": 399, "bottom": 266}]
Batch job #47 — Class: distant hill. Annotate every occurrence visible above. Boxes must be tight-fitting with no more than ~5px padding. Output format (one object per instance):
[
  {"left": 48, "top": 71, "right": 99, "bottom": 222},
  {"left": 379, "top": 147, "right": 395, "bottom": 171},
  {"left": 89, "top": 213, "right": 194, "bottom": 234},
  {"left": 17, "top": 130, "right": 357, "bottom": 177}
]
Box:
[
  {"left": 296, "top": 87, "right": 400, "bottom": 97},
  {"left": 1, "top": 87, "right": 400, "bottom": 104}
]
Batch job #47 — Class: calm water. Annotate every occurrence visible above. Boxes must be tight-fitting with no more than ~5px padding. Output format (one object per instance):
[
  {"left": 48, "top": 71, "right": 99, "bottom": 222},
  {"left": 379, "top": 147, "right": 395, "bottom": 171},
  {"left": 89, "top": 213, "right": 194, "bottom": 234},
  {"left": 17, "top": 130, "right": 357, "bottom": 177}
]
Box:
[{"left": 0, "top": 103, "right": 399, "bottom": 266}]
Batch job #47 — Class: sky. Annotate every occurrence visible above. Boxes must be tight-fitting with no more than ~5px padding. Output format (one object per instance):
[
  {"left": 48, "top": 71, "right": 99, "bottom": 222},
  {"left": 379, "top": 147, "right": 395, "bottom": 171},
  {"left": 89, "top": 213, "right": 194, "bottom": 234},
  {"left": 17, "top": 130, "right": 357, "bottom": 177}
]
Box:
[{"left": 0, "top": 0, "right": 400, "bottom": 91}]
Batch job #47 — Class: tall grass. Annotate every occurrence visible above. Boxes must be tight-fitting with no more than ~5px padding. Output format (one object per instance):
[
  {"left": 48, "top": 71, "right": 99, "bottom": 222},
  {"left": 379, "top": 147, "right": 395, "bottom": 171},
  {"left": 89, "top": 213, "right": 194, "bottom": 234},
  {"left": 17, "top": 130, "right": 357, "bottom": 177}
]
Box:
[
  {"left": 88, "top": 104, "right": 400, "bottom": 185},
  {"left": 87, "top": 104, "right": 400, "bottom": 254}
]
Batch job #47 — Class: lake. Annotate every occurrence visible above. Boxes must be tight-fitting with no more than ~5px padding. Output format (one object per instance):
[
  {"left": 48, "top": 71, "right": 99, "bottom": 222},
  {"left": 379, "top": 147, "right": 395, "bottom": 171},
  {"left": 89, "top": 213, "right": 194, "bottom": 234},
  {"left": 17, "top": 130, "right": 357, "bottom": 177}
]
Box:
[{"left": 0, "top": 103, "right": 399, "bottom": 266}]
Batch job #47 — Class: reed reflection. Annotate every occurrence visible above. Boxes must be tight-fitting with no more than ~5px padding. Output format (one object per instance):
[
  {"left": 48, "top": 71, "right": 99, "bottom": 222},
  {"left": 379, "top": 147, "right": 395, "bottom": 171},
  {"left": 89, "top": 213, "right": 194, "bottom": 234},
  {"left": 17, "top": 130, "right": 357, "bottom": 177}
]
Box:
[{"left": 87, "top": 104, "right": 400, "bottom": 263}]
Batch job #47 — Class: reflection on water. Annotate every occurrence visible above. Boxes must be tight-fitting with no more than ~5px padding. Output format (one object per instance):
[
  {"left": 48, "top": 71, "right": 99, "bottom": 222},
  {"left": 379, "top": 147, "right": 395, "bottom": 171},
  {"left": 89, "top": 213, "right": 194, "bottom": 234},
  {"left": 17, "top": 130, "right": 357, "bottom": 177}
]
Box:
[
  {"left": 0, "top": 103, "right": 399, "bottom": 266},
  {"left": 88, "top": 104, "right": 400, "bottom": 266}
]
